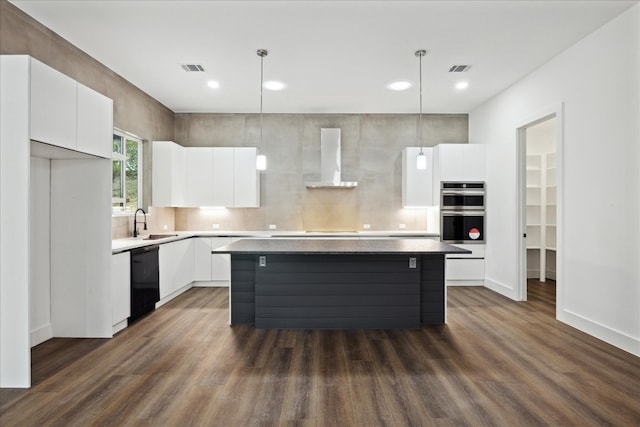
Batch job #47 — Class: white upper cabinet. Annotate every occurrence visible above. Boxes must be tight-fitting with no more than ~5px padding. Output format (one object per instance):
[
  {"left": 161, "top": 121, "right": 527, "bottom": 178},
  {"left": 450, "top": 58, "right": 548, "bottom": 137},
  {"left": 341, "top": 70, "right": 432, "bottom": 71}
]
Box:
[
  {"left": 434, "top": 144, "right": 485, "bottom": 182},
  {"left": 29, "top": 58, "right": 112, "bottom": 157},
  {"left": 153, "top": 145, "right": 260, "bottom": 208},
  {"left": 402, "top": 147, "right": 434, "bottom": 207},
  {"left": 152, "top": 141, "right": 186, "bottom": 207},
  {"left": 76, "top": 83, "right": 113, "bottom": 158},
  {"left": 30, "top": 58, "right": 77, "bottom": 150},
  {"left": 186, "top": 148, "right": 214, "bottom": 206},
  {"left": 212, "top": 147, "right": 235, "bottom": 207},
  {"left": 233, "top": 147, "right": 260, "bottom": 208}
]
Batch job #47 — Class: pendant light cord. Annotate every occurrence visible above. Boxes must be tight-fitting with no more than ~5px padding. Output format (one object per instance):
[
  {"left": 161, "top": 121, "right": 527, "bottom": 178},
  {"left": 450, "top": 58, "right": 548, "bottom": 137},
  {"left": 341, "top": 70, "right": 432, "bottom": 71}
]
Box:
[
  {"left": 260, "top": 51, "right": 264, "bottom": 148},
  {"left": 416, "top": 49, "right": 425, "bottom": 155}
]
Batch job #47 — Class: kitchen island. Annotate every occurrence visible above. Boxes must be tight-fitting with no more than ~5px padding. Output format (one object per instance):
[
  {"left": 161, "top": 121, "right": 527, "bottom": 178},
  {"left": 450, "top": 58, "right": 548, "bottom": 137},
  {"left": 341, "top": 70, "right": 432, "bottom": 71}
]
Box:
[{"left": 214, "top": 238, "right": 470, "bottom": 329}]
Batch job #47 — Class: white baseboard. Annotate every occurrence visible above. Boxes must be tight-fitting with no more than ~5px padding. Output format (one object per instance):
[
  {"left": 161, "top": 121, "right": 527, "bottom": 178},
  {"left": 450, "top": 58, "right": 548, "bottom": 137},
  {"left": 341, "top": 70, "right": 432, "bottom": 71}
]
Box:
[
  {"left": 447, "top": 280, "right": 484, "bottom": 286},
  {"left": 30, "top": 323, "right": 52, "bottom": 347},
  {"left": 193, "top": 280, "right": 230, "bottom": 288},
  {"left": 559, "top": 308, "right": 640, "bottom": 357},
  {"left": 112, "top": 319, "right": 127, "bottom": 335},
  {"left": 483, "top": 277, "right": 518, "bottom": 300},
  {"left": 156, "top": 283, "right": 193, "bottom": 308}
]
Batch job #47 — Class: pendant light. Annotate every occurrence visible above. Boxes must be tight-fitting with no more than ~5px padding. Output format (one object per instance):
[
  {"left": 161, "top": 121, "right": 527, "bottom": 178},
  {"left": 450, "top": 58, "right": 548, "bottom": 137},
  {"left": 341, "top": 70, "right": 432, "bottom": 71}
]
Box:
[
  {"left": 256, "top": 49, "right": 268, "bottom": 171},
  {"left": 415, "top": 49, "right": 427, "bottom": 170}
]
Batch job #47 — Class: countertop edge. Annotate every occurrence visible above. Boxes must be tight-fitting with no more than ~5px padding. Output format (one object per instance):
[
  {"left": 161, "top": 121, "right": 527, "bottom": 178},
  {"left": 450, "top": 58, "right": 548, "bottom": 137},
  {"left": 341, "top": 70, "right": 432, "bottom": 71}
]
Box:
[{"left": 112, "top": 231, "right": 442, "bottom": 254}]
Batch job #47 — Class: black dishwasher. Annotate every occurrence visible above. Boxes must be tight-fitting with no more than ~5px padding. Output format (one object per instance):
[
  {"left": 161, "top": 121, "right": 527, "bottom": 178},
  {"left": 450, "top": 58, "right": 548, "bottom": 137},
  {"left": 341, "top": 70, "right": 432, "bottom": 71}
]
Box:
[{"left": 129, "top": 244, "right": 160, "bottom": 324}]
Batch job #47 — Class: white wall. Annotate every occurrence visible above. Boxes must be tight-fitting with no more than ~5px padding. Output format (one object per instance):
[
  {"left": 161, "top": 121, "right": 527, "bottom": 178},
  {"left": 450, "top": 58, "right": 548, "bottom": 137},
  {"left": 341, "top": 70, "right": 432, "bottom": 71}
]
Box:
[
  {"left": 30, "top": 156, "right": 52, "bottom": 346},
  {"left": 526, "top": 118, "right": 556, "bottom": 156},
  {"left": 470, "top": 5, "right": 640, "bottom": 356}
]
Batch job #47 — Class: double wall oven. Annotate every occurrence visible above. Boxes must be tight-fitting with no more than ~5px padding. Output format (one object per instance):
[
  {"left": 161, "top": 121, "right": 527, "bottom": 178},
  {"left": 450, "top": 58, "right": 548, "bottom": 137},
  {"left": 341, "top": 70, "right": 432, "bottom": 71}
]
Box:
[{"left": 440, "top": 182, "right": 485, "bottom": 243}]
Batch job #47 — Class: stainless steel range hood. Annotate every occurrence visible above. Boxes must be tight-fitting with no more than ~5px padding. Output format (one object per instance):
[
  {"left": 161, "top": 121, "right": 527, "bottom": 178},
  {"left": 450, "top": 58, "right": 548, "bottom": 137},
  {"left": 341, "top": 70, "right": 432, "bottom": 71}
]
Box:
[{"left": 305, "top": 128, "right": 358, "bottom": 189}]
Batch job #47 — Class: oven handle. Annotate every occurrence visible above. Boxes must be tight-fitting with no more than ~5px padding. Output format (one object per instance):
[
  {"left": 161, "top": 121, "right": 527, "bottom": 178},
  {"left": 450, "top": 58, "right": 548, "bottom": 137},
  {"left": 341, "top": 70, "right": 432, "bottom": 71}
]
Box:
[
  {"left": 441, "top": 210, "right": 485, "bottom": 216},
  {"left": 441, "top": 190, "right": 485, "bottom": 196}
]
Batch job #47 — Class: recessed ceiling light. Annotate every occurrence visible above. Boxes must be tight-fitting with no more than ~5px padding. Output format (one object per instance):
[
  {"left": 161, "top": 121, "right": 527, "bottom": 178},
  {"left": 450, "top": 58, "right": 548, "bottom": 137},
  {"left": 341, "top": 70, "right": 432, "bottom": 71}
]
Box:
[
  {"left": 263, "top": 80, "right": 286, "bottom": 91},
  {"left": 455, "top": 81, "right": 469, "bottom": 90},
  {"left": 387, "top": 81, "right": 412, "bottom": 91},
  {"left": 207, "top": 80, "right": 220, "bottom": 89}
]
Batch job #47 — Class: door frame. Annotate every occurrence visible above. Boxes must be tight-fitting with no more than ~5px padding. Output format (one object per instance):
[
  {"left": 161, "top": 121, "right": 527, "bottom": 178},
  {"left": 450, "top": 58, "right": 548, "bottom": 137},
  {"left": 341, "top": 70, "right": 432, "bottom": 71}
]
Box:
[{"left": 515, "top": 103, "right": 564, "bottom": 309}]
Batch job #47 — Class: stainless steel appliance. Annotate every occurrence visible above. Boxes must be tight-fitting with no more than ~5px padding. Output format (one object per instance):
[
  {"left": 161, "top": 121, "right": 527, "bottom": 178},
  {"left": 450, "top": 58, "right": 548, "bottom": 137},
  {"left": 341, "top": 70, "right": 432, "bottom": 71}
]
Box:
[
  {"left": 440, "top": 182, "right": 485, "bottom": 243},
  {"left": 441, "top": 182, "right": 485, "bottom": 210}
]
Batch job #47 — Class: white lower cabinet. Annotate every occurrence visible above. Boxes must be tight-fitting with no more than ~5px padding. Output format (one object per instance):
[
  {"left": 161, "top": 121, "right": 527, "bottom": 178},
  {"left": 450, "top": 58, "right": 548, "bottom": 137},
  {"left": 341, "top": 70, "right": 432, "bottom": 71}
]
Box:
[
  {"left": 446, "top": 244, "right": 485, "bottom": 286},
  {"left": 111, "top": 252, "right": 130, "bottom": 334},
  {"left": 159, "top": 239, "right": 194, "bottom": 301},
  {"left": 193, "top": 237, "right": 233, "bottom": 286},
  {"left": 212, "top": 238, "right": 233, "bottom": 283}
]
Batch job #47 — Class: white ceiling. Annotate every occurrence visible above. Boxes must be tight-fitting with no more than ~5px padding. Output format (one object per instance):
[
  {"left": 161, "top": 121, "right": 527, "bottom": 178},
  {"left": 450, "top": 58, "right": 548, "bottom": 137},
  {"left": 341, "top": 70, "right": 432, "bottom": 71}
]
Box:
[{"left": 10, "top": 0, "right": 638, "bottom": 114}]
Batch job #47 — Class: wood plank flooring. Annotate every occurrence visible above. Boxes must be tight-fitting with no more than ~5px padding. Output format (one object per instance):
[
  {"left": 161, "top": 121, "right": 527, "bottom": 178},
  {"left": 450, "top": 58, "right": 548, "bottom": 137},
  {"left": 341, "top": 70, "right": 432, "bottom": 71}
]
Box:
[{"left": 2, "top": 281, "right": 639, "bottom": 426}]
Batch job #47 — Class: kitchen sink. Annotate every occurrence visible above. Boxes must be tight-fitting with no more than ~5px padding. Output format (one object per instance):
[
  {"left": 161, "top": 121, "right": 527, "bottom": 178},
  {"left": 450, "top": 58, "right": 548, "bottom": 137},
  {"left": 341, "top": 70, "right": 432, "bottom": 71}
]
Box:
[{"left": 143, "top": 234, "right": 178, "bottom": 240}]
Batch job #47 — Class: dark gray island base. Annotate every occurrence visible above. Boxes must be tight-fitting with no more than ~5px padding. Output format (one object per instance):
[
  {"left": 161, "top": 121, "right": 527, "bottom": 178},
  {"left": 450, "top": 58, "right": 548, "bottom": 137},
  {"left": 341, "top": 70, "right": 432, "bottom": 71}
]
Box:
[{"left": 214, "top": 239, "right": 470, "bottom": 329}]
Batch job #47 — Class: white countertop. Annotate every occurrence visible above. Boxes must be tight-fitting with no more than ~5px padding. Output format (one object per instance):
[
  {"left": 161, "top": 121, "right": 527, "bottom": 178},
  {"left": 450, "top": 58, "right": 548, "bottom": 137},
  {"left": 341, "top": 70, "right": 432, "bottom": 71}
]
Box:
[{"left": 112, "top": 230, "right": 440, "bottom": 253}]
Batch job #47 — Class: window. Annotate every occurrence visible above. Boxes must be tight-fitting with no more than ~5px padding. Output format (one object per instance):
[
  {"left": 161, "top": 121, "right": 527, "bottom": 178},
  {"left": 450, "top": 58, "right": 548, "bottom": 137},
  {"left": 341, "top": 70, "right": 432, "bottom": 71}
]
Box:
[{"left": 112, "top": 130, "right": 142, "bottom": 213}]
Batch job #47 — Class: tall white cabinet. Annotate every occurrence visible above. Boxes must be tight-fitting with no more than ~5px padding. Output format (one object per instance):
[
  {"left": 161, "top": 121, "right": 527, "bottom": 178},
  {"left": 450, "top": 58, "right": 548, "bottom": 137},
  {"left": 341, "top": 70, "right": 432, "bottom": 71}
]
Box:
[{"left": 1, "top": 55, "right": 113, "bottom": 388}]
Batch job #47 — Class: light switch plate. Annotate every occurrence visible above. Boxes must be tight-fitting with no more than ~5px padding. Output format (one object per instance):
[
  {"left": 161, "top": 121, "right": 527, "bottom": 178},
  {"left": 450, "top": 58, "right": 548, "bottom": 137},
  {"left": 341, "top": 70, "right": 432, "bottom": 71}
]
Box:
[
  {"left": 212, "top": 223, "right": 220, "bottom": 229},
  {"left": 399, "top": 223, "right": 406, "bottom": 229},
  {"left": 363, "top": 224, "right": 371, "bottom": 229},
  {"left": 269, "top": 224, "right": 277, "bottom": 230}
]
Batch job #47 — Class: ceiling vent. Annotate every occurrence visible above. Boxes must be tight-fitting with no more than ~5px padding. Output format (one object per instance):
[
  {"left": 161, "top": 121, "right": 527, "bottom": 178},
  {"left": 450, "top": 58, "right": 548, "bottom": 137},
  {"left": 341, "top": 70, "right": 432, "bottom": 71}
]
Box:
[
  {"left": 449, "top": 65, "right": 471, "bottom": 72},
  {"left": 181, "top": 64, "right": 206, "bottom": 72}
]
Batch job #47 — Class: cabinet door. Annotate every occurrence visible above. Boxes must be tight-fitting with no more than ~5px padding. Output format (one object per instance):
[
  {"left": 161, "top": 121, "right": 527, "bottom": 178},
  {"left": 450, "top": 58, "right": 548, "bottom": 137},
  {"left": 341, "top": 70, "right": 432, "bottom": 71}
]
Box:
[
  {"left": 211, "top": 237, "right": 233, "bottom": 281},
  {"left": 111, "top": 252, "right": 130, "bottom": 325},
  {"left": 402, "top": 147, "right": 434, "bottom": 207},
  {"left": 461, "top": 144, "right": 485, "bottom": 181},
  {"left": 437, "top": 144, "right": 465, "bottom": 182},
  {"left": 171, "top": 144, "right": 187, "bottom": 207},
  {"left": 435, "top": 144, "right": 485, "bottom": 182},
  {"left": 159, "top": 239, "right": 194, "bottom": 299},
  {"left": 212, "top": 147, "right": 234, "bottom": 206},
  {"left": 446, "top": 259, "right": 485, "bottom": 281},
  {"left": 233, "top": 147, "right": 260, "bottom": 207},
  {"left": 186, "top": 148, "right": 214, "bottom": 207},
  {"left": 152, "top": 141, "right": 173, "bottom": 207},
  {"left": 76, "top": 83, "right": 113, "bottom": 158},
  {"left": 30, "top": 58, "right": 77, "bottom": 150},
  {"left": 152, "top": 141, "right": 186, "bottom": 207},
  {"left": 193, "top": 238, "right": 213, "bottom": 281}
]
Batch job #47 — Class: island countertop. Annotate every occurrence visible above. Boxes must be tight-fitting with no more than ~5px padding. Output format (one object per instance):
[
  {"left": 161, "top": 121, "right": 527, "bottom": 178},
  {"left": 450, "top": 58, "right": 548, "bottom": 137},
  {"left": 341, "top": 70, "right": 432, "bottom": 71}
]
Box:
[{"left": 213, "top": 238, "right": 471, "bottom": 255}]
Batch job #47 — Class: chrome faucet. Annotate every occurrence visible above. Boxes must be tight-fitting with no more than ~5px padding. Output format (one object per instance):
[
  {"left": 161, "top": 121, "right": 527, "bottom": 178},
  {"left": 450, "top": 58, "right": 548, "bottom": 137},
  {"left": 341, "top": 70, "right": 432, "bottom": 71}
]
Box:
[{"left": 133, "top": 208, "right": 147, "bottom": 238}]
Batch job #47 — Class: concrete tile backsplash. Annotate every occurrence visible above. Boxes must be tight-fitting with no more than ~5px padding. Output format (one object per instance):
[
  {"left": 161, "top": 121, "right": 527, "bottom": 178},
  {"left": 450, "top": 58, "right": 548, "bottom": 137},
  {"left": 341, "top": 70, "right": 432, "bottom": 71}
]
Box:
[{"left": 171, "top": 113, "right": 467, "bottom": 232}]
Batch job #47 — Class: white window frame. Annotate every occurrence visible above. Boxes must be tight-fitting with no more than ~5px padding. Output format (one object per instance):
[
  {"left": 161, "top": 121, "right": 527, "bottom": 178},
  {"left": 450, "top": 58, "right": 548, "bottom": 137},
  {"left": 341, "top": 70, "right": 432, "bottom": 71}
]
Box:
[{"left": 112, "top": 129, "right": 143, "bottom": 214}]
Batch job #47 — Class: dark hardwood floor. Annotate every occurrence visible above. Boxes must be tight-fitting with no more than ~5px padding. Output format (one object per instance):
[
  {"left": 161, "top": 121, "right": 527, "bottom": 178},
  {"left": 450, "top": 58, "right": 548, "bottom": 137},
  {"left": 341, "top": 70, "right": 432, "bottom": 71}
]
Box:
[{"left": 2, "top": 282, "right": 639, "bottom": 426}]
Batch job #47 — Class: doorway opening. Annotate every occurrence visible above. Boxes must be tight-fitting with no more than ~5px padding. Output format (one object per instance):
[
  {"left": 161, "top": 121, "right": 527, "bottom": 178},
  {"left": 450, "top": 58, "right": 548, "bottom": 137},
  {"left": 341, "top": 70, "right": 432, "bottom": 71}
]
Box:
[
  {"left": 524, "top": 117, "right": 557, "bottom": 307},
  {"left": 516, "top": 104, "right": 562, "bottom": 311}
]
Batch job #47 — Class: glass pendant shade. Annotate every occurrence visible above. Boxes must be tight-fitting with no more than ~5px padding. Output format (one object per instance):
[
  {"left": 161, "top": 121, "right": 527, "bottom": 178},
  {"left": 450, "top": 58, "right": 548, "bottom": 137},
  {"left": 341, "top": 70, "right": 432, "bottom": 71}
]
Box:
[
  {"left": 256, "top": 154, "right": 267, "bottom": 171},
  {"left": 416, "top": 152, "right": 427, "bottom": 170}
]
